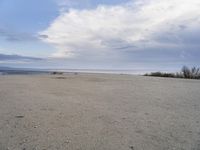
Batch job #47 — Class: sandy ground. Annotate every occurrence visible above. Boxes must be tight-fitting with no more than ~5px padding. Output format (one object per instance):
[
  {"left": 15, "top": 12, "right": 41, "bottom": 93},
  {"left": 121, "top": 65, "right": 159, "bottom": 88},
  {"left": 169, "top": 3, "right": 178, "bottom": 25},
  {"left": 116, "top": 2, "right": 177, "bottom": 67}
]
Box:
[{"left": 0, "top": 74, "right": 200, "bottom": 150}]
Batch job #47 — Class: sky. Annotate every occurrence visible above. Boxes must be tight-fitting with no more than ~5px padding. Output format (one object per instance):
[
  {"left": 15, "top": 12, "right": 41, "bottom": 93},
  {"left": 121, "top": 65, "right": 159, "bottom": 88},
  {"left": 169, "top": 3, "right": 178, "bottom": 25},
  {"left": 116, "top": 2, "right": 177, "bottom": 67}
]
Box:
[{"left": 0, "top": 0, "right": 200, "bottom": 71}]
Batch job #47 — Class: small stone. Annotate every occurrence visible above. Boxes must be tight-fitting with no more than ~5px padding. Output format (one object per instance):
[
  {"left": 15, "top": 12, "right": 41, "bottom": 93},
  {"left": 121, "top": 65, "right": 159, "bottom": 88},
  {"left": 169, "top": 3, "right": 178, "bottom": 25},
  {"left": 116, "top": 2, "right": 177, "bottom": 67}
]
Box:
[{"left": 15, "top": 115, "right": 24, "bottom": 118}]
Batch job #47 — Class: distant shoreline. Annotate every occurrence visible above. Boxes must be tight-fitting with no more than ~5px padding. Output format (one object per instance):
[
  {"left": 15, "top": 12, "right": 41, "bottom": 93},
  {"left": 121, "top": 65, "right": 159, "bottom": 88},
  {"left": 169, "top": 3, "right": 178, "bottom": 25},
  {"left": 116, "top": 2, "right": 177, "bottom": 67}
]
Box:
[
  {"left": 0, "top": 68, "right": 177, "bottom": 76},
  {"left": 0, "top": 69, "right": 140, "bottom": 75}
]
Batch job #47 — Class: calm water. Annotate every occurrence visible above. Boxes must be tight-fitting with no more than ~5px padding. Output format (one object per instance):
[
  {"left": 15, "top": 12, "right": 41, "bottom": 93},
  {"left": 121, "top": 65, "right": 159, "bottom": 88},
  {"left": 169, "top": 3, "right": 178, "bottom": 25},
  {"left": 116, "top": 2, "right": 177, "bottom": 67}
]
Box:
[
  {"left": 0, "top": 69, "right": 146, "bottom": 75},
  {"left": 0, "top": 68, "right": 175, "bottom": 75}
]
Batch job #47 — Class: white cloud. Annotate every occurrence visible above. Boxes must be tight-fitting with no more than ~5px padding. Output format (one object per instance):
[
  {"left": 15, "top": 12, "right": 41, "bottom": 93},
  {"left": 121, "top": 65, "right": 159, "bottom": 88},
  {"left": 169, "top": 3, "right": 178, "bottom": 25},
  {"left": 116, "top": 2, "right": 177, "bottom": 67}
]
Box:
[{"left": 40, "top": 0, "right": 200, "bottom": 59}]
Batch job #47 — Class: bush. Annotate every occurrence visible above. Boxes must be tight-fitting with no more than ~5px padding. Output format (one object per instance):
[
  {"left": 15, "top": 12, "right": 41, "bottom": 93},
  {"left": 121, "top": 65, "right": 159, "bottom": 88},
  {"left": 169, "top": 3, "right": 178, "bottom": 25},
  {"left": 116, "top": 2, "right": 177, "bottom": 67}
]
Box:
[
  {"left": 145, "top": 66, "right": 200, "bottom": 79},
  {"left": 181, "top": 66, "right": 200, "bottom": 79},
  {"left": 146, "top": 72, "right": 175, "bottom": 78}
]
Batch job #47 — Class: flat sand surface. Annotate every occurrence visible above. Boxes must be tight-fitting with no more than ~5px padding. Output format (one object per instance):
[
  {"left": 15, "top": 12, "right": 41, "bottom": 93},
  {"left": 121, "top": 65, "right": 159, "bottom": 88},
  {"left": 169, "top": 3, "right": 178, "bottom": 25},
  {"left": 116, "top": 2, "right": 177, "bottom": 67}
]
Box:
[{"left": 0, "top": 74, "right": 200, "bottom": 150}]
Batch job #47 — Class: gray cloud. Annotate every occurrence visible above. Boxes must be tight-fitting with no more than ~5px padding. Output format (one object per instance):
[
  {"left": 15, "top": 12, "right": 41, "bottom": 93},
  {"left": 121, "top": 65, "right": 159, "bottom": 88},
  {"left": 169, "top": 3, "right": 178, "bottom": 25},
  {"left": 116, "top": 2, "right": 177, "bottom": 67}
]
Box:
[
  {"left": 0, "top": 53, "right": 43, "bottom": 61},
  {"left": 152, "top": 23, "right": 200, "bottom": 45},
  {"left": 38, "top": 34, "right": 49, "bottom": 39},
  {"left": 0, "top": 28, "right": 40, "bottom": 42}
]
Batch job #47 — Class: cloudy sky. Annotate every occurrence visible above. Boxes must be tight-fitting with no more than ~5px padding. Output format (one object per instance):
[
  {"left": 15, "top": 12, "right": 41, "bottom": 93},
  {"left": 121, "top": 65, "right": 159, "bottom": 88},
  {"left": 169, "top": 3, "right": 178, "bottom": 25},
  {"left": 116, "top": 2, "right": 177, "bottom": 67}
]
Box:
[{"left": 0, "top": 0, "right": 200, "bottom": 71}]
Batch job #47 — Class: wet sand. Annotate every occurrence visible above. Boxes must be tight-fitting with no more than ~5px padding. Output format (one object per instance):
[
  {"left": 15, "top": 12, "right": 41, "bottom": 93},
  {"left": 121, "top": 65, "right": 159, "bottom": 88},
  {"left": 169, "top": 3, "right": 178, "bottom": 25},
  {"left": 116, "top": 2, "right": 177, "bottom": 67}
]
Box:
[{"left": 0, "top": 74, "right": 200, "bottom": 150}]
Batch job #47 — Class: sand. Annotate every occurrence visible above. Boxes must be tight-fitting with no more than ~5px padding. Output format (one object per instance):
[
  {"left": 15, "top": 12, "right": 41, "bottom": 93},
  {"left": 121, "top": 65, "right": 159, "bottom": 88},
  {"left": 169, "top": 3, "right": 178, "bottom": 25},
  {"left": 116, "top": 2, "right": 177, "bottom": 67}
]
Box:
[{"left": 0, "top": 73, "right": 200, "bottom": 150}]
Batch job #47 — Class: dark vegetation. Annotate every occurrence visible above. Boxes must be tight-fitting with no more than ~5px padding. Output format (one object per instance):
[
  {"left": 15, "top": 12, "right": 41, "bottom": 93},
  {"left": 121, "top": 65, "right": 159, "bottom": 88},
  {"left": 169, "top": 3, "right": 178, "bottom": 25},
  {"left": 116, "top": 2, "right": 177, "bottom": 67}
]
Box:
[
  {"left": 144, "top": 66, "right": 200, "bottom": 79},
  {"left": 51, "top": 71, "right": 64, "bottom": 75}
]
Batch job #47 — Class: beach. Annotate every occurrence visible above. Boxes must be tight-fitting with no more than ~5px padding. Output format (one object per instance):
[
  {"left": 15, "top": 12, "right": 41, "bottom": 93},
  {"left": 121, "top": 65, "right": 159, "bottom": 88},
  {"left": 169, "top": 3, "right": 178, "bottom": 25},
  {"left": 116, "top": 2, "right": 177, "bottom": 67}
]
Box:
[{"left": 0, "top": 73, "right": 200, "bottom": 150}]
